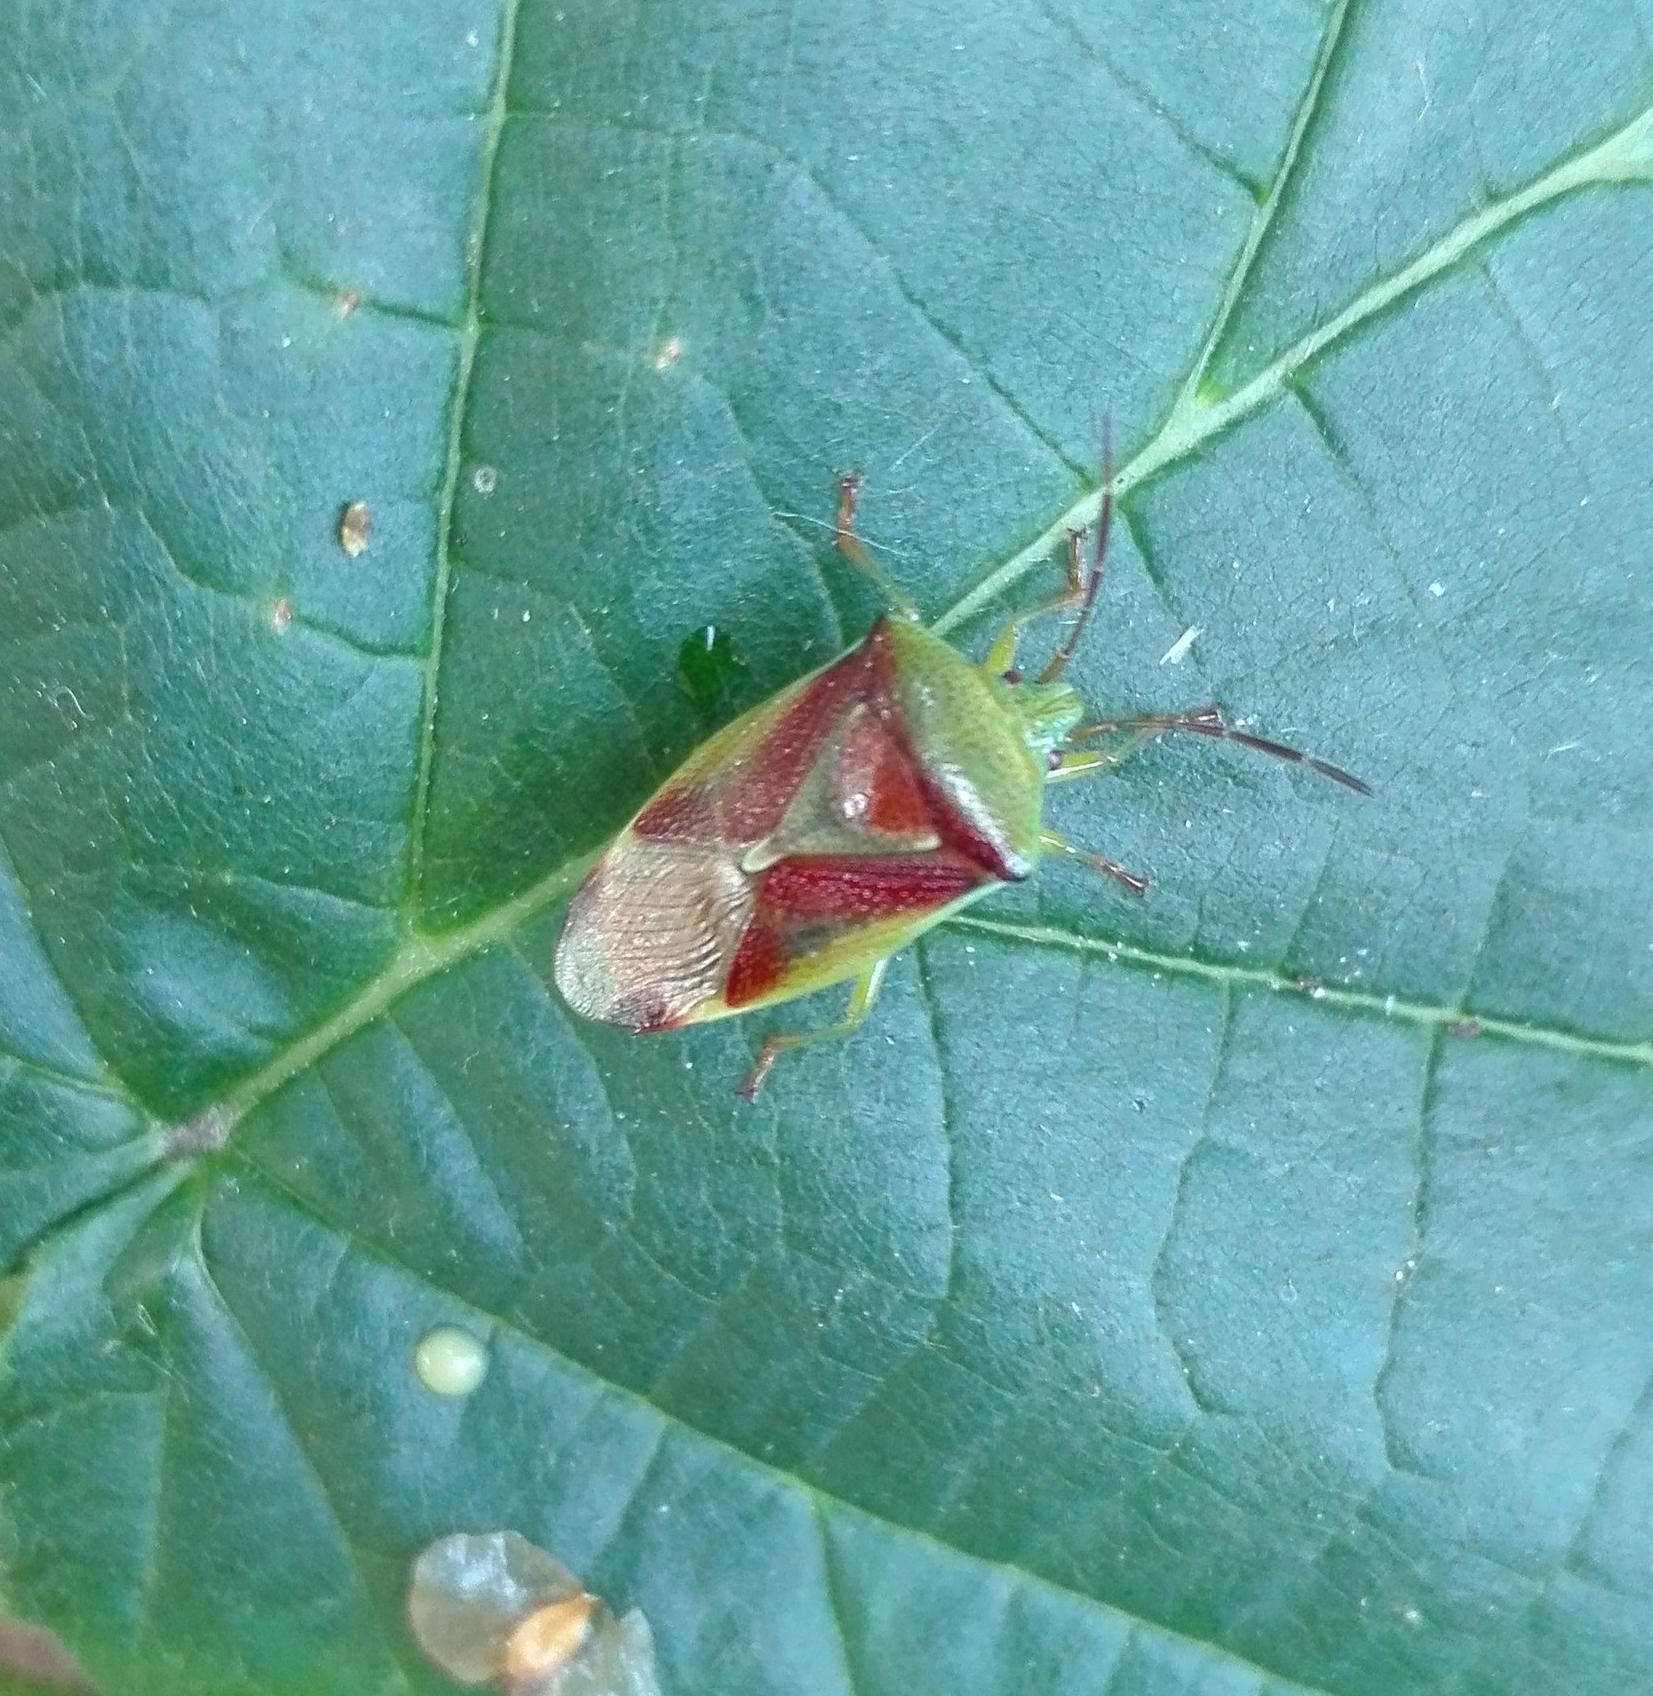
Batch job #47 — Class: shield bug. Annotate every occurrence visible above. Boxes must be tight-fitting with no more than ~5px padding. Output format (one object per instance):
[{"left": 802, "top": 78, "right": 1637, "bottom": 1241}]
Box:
[{"left": 554, "top": 457, "right": 1367, "bottom": 1097}]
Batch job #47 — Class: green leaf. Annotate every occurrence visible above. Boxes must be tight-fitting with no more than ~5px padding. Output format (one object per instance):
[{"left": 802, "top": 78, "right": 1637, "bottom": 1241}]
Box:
[{"left": 2, "top": 1, "right": 1651, "bottom": 1694}]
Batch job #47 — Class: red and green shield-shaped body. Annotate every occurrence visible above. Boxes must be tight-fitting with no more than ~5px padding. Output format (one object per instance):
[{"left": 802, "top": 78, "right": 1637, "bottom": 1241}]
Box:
[
  {"left": 553, "top": 615, "right": 1052, "bottom": 1034},
  {"left": 553, "top": 470, "right": 1364, "bottom": 1094}
]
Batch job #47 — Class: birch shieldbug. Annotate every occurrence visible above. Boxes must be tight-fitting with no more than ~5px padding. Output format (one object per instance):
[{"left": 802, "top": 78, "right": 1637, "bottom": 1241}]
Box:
[{"left": 553, "top": 460, "right": 1368, "bottom": 1097}]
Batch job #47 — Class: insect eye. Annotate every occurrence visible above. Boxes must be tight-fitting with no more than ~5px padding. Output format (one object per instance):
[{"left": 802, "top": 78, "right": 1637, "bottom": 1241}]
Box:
[
  {"left": 1047, "top": 748, "right": 1064, "bottom": 771},
  {"left": 1002, "top": 668, "right": 1023, "bottom": 685}
]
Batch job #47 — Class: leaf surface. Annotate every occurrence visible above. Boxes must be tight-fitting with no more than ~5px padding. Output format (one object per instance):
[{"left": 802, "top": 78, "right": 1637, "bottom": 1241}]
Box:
[{"left": 2, "top": 1, "right": 1652, "bottom": 1693}]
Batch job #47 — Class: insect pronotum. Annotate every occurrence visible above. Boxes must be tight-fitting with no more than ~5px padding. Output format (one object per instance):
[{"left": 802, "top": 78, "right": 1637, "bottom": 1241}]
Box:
[{"left": 554, "top": 452, "right": 1367, "bottom": 1097}]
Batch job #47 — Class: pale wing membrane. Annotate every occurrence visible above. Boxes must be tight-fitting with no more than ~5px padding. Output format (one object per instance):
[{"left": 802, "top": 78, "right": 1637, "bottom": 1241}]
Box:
[{"left": 553, "top": 837, "right": 755, "bottom": 1032}]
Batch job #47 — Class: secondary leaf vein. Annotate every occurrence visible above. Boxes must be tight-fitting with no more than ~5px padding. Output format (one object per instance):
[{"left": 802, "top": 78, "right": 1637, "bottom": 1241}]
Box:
[{"left": 405, "top": 0, "right": 527, "bottom": 911}]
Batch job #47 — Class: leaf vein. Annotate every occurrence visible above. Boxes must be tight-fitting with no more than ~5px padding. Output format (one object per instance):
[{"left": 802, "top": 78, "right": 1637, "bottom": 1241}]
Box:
[
  {"left": 948, "top": 913, "right": 1653, "bottom": 1067},
  {"left": 405, "top": 0, "right": 528, "bottom": 910},
  {"left": 934, "top": 95, "right": 1653, "bottom": 637}
]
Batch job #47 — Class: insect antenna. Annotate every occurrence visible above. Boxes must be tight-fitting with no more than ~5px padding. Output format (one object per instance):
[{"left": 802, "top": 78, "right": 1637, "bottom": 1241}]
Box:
[
  {"left": 1038, "top": 424, "right": 1113, "bottom": 683},
  {"left": 1070, "top": 705, "right": 1372, "bottom": 795}
]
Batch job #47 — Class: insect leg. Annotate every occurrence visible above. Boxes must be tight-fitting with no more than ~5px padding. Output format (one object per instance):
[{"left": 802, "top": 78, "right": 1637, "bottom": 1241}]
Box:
[
  {"left": 1036, "top": 423, "right": 1113, "bottom": 684},
  {"left": 1045, "top": 728, "right": 1162, "bottom": 783},
  {"left": 737, "top": 957, "right": 891, "bottom": 1100},
  {"left": 986, "top": 421, "right": 1115, "bottom": 681},
  {"left": 984, "top": 527, "right": 1090, "bottom": 674},
  {"left": 833, "top": 473, "right": 922, "bottom": 622},
  {"left": 1070, "top": 706, "right": 1370, "bottom": 794},
  {"left": 1038, "top": 828, "right": 1149, "bottom": 896}
]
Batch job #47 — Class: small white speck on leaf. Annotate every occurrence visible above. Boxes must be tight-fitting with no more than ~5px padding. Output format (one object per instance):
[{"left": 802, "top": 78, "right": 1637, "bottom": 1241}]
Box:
[{"left": 1159, "top": 626, "right": 1201, "bottom": 665}]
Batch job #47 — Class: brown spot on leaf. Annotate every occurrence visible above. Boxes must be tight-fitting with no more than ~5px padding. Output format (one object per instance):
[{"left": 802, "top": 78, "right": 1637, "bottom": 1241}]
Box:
[{"left": 338, "top": 500, "right": 371, "bottom": 556}]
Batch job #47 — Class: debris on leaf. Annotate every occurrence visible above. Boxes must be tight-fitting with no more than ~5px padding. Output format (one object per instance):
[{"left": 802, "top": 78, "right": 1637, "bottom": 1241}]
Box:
[
  {"left": 676, "top": 622, "right": 747, "bottom": 720},
  {"left": 338, "top": 500, "right": 372, "bottom": 556},
  {"left": 408, "top": 1530, "right": 661, "bottom": 1695}
]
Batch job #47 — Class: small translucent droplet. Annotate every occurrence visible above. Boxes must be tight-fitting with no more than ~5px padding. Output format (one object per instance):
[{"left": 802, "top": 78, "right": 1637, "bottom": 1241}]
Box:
[{"left": 413, "top": 1326, "right": 489, "bottom": 1397}]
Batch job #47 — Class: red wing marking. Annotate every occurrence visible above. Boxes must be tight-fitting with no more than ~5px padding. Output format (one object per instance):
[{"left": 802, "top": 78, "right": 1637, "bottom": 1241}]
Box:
[
  {"left": 759, "top": 852, "right": 984, "bottom": 921},
  {"left": 723, "top": 915, "right": 788, "bottom": 1008},
  {"left": 675, "top": 619, "right": 1016, "bottom": 880},
  {"left": 832, "top": 709, "right": 932, "bottom": 836},
  {"left": 723, "top": 850, "right": 989, "bottom": 1008},
  {"left": 903, "top": 755, "right": 1021, "bottom": 880},
  {"left": 720, "top": 641, "right": 875, "bottom": 841},
  {"left": 633, "top": 782, "right": 719, "bottom": 842},
  {"left": 861, "top": 622, "right": 1022, "bottom": 880}
]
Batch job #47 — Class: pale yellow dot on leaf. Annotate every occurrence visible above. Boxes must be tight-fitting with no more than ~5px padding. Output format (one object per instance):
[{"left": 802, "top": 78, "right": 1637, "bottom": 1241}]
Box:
[{"left": 413, "top": 1325, "right": 489, "bottom": 1396}]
